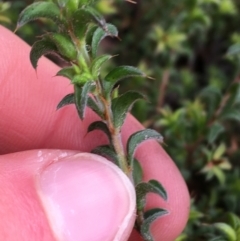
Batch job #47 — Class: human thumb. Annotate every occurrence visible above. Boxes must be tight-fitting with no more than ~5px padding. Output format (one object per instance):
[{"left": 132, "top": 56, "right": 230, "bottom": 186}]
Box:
[{"left": 0, "top": 150, "right": 136, "bottom": 241}]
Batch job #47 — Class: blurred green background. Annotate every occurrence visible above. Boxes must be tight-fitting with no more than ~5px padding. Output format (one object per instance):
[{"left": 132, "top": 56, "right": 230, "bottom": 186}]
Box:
[{"left": 1, "top": 0, "right": 240, "bottom": 240}]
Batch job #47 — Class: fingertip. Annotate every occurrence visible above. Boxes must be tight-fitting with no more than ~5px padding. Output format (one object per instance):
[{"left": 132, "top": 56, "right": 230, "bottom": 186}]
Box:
[
  {"left": 39, "top": 152, "right": 136, "bottom": 241},
  {"left": 0, "top": 150, "right": 136, "bottom": 241}
]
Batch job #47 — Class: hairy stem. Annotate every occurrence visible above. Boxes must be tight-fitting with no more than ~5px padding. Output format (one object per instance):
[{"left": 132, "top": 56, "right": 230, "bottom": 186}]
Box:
[
  {"left": 102, "top": 95, "right": 129, "bottom": 174},
  {"left": 136, "top": 209, "right": 144, "bottom": 229},
  {"left": 94, "top": 79, "right": 129, "bottom": 173}
]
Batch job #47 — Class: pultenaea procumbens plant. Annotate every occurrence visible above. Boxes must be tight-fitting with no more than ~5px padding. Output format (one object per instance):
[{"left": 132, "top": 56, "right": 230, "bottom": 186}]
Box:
[{"left": 16, "top": 0, "right": 168, "bottom": 240}]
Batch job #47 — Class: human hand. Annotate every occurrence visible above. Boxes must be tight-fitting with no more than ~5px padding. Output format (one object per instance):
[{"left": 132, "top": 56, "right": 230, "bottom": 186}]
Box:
[{"left": 0, "top": 26, "right": 190, "bottom": 241}]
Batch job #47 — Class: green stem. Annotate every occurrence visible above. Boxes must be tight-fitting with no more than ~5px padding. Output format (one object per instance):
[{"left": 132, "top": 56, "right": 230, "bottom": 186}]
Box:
[
  {"left": 103, "top": 97, "right": 129, "bottom": 174},
  {"left": 111, "top": 128, "right": 129, "bottom": 174},
  {"left": 78, "top": 41, "right": 90, "bottom": 67},
  {"left": 96, "top": 80, "right": 129, "bottom": 174},
  {"left": 68, "top": 22, "right": 90, "bottom": 70}
]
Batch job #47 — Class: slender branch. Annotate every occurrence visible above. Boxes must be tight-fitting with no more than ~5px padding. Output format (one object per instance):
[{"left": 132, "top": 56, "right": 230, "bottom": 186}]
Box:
[
  {"left": 142, "top": 69, "right": 171, "bottom": 128},
  {"left": 68, "top": 22, "right": 90, "bottom": 68},
  {"left": 157, "top": 69, "right": 170, "bottom": 108},
  {"left": 100, "top": 95, "right": 129, "bottom": 174},
  {"left": 136, "top": 209, "right": 144, "bottom": 230},
  {"left": 95, "top": 79, "right": 129, "bottom": 174}
]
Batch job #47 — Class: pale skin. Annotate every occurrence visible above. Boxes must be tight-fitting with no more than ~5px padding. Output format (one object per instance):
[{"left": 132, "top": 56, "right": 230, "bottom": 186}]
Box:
[{"left": 0, "top": 26, "right": 190, "bottom": 241}]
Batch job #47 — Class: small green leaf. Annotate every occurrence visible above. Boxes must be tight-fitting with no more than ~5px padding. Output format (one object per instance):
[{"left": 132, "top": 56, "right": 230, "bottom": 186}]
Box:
[
  {"left": 87, "top": 121, "right": 112, "bottom": 143},
  {"left": 220, "top": 109, "right": 240, "bottom": 122},
  {"left": 75, "top": 81, "right": 95, "bottom": 120},
  {"left": 30, "top": 38, "right": 58, "bottom": 69},
  {"left": 226, "top": 213, "right": 240, "bottom": 230},
  {"left": 92, "top": 24, "right": 118, "bottom": 57},
  {"left": 208, "top": 122, "right": 225, "bottom": 144},
  {"left": 214, "top": 223, "right": 237, "bottom": 241},
  {"left": 74, "top": 84, "right": 82, "bottom": 113},
  {"left": 72, "top": 6, "right": 106, "bottom": 39},
  {"left": 226, "top": 44, "right": 240, "bottom": 56},
  {"left": 103, "top": 66, "right": 146, "bottom": 97},
  {"left": 127, "top": 129, "right": 163, "bottom": 169},
  {"left": 56, "top": 66, "right": 77, "bottom": 80},
  {"left": 16, "top": 2, "right": 61, "bottom": 29},
  {"left": 105, "top": 66, "right": 145, "bottom": 83},
  {"left": 148, "top": 180, "right": 168, "bottom": 200},
  {"left": 57, "top": 93, "right": 75, "bottom": 109},
  {"left": 72, "top": 5, "right": 106, "bottom": 28},
  {"left": 141, "top": 208, "right": 168, "bottom": 241},
  {"left": 83, "top": 6, "right": 106, "bottom": 27},
  {"left": 112, "top": 91, "right": 145, "bottom": 128},
  {"left": 136, "top": 180, "right": 167, "bottom": 210},
  {"left": 212, "top": 167, "right": 226, "bottom": 185},
  {"left": 66, "top": 0, "right": 79, "bottom": 13},
  {"left": 87, "top": 97, "right": 104, "bottom": 119},
  {"left": 50, "top": 33, "right": 77, "bottom": 60},
  {"left": 72, "top": 72, "right": 93, "bottom": 85},
  {"left": 132, "top": 159, "right": 143, "bottom": 185},
  {"left": 144, "top": 208, "right": 168, "bottom": 220},
  {"left": 91, "top": 145, "right": 119, "bottom": 166},
  {"left": 213, "top": 143, "right": 226, "bottom": 160},
  {"left": 86, "top": 25, "right": 98, "bottom": 50},
  {"left": 91, "top": 55, "right": 112, "bottom": 79}
]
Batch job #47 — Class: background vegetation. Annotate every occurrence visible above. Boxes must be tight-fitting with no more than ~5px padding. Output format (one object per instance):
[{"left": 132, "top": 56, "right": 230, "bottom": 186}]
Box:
[{"left": 1, "top": 0, "right": 240, "bottom": 240}]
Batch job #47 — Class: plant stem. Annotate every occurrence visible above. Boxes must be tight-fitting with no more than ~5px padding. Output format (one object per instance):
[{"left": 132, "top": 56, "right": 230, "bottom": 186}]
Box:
[
  {"left": 68, "top": 22, "right": 90, "bottom": 68},
  {"left": 101, "top": 95, "right": 129, "bottom": 174},
  {"left": 94, "top": 79, "right": 129, "bottom": 174},
  {"left": 111, "top": 129, "right": 129, "bottom": 174},
  {"left": 136, "top": 209, "right": 144, "bottom": 229},
  {"left": 157, "top": 69, "right": 170, "bottom": 108}
]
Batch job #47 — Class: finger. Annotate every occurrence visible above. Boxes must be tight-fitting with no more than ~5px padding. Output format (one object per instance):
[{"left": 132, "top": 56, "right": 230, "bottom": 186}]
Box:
[
  {"left": 0, "top": 150, "right": 136, "bottom": 241},
  {"left": 0, "top": 25, "right": 107, "bottom": 154}
]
